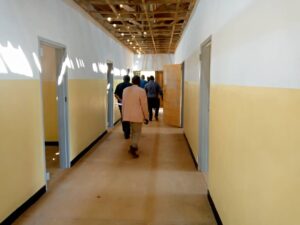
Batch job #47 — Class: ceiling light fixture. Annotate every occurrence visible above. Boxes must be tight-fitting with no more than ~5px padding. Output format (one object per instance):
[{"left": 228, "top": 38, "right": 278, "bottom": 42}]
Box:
[
  {"left": 130, "top": 42, "right": 132, "bottom": 45},
  {"left": 127, "top": 39, "right": 130, "bottom": 42},
  {"left": 121, "top": 33, "right": 124, "bottom": 36},
  {"left": 143, "top": 31, "right": 147, "bottom": 35},
  {"left": 120, "top": 4, "right": 123, "bottom": 8},
  {"left": 113, "top": 24, "right": 117, "bottom": 28},
  {"left": 107, "top": 17, "right": 112, "bottom": 22}
]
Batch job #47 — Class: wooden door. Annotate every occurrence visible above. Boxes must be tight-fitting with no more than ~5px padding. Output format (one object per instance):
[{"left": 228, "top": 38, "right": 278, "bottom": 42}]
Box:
[
  {"left": 163, "top": 64, "right": 182, "bottom": 127},
  {"left": 155, "top": 71, "right": 164, "bottom": 107}
]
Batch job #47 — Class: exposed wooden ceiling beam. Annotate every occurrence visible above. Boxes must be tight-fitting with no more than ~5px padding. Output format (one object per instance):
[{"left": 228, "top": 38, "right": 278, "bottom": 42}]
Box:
[
  {"left": 96, "top": 10, "right": 192, "bottom": 15},
  {"left": 74, "top": 0, "right": 196, "bottom": 54},
  {"left": 89, "top": 0, "right": 193, "bottom": 5},
  {"left": 105, "top": 0, "right": 144, "bottom": 53},
  {"left": 168, "top": 0, "right": 181, "bottom": 52},
  {"left": 142, "top": 0, "right": 157, "bottom": 53}
]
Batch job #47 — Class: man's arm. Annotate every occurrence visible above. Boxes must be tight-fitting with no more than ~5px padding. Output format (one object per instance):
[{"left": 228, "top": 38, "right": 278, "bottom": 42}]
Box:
[
  {"left": 114, "top": 94, "right": 122, "bottom": 102},
  {"left": 114, "top": 84, "right": 122, "bottom": 102}
]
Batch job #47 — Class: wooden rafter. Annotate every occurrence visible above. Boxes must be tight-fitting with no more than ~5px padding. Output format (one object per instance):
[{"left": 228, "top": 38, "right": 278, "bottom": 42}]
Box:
[
  {"left": 73, "top": 0, "right": 196, "bottom": 54},
  {"left": 142, "top": 0, "right": 157, "bottom": 53}
]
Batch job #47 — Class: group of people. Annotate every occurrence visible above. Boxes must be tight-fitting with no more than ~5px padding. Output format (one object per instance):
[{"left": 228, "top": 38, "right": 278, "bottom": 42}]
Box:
[{"left": 114, "top": 74, "right": 163, "bottom": 158}]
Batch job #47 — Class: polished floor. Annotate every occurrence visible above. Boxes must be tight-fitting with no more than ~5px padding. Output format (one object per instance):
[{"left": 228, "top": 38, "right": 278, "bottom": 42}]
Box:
[
  {"left": 45, "top": 145, "right": 62, "bottom": 184},
  {"left": 14, "top": 118, "right": 216, "bottom": 225}
]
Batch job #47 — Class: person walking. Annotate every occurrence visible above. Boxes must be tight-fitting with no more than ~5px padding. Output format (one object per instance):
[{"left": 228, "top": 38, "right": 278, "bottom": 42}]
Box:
[
  {"left": 144, "top": 75, "right": 163, "bottom": 121},
  {"left": 140, "top": 75, "right": 147, "bottom": 88},
  {"left": 122, "top": 75, "right": 149, "bottom": 158},
  {"left": 114, "top": 75, "right": 132, "bottom": 139}
]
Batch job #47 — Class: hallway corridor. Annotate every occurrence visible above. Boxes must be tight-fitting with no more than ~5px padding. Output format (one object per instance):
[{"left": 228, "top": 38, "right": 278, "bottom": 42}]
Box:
[{"left": 14, "top": 120, "right": 216, "bottom": 225}]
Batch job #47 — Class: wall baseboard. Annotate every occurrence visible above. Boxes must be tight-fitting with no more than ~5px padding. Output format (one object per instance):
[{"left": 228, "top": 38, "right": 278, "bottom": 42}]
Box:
[
  {"left": 70, "top": 130, "right": 108, "bottom": 167},
  {"left": 45, "top": 141, "right": 59, "bottom": 146},
  {"left": 1, "top": 186, "right": 46, "bottom": 225},
  {"left": 207, "top": 191, "right": 223, "bottom": 225},
  {"left": 113, "top": 118, "right": 121, "bottom": 126},
  {"left": 183, "top": 133, "right": 198, "bottom": 169}
]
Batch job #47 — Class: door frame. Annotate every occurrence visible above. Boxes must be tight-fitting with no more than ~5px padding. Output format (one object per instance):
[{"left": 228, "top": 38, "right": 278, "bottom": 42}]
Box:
[
  {"left": 106, "top": 62, "right": 114, "bottom": 128},
  {"left": 198, "top": 36, "right": 212, "bottom": 174},
  {"left": 181, "top": 62, "right": 185, "bottom": 128},
  {"left": 38, "top": 37, "right": 70, "bottom": 180}
]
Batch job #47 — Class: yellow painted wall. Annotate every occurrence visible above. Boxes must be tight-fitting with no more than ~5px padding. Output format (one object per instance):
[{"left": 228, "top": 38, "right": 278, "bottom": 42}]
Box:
[
  {"left": 183, "top": 81, "right": 200, "bottom": 162},
  {"left": 41, "top": 44, "right": 58, "bottom": 142},
  {"left": 113, "top": 79, "right": 122, "bottom": 123},
  {"left": 42, "top": 81, "right": 58, "bottom": 141},
  {"left": 209, "top": 85, "right": 300, "bottom": 225},
  {"left": 0, "top": 80, "right": 45, "bottom": 222},
  {"left": 68, "top": 79, "right": 107, "bottom": 161}
]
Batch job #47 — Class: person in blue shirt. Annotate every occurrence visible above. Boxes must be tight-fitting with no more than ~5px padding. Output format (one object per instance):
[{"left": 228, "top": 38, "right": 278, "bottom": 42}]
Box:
[
  {"left": 140, "top": 75, "right": 147, "bottom": 88},
  {"left": 144, "top": 76, "right": 163, "bottom": 121}
]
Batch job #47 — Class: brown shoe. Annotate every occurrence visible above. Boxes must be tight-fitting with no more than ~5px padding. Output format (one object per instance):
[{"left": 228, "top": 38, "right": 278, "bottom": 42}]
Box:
[{"left": 129, "top": 146, "right": 139, "bottom": 158}]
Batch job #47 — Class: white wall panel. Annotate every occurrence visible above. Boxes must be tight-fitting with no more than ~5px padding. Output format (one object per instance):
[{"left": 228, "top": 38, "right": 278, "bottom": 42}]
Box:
[
  {"left": 0, "top": 0, "right": 134, "bottom": 80},
  {"left": 175, "top": 0, "right": 300, "bottom": 89},
  {"left": 133, "top": 54, "right": 174, "bottom": 71}
]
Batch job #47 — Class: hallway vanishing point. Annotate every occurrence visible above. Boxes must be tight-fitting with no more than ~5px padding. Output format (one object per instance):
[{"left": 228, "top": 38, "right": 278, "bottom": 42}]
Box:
[{"left": 14, "top": 119, "right": 216, "bottom": 225}]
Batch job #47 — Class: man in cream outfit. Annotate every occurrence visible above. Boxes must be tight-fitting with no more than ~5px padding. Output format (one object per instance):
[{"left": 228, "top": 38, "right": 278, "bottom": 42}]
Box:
[{"left": 122, "top": 75, "right": 149, "bottom": 158}]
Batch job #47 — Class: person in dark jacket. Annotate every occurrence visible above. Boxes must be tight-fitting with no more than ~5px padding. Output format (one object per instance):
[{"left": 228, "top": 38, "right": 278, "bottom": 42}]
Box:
[{"left": 114, "top": 75, "right": 132, "bottom": 139}]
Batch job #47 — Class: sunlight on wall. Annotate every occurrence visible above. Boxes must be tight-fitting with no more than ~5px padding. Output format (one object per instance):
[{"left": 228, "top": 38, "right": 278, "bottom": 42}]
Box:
[
  {"left": 113, "top": 68, "right": 121, "bottom": 76},
  {"left": 58, "top": 55, "right": 74, "bottom": 85},
  {"left": 121, "top": 69, "right": 127, "bottom": 76},
  {"left": 0, "top": 41, "right": 33, "bottom": 77},
  {"left": 0, "top": 57, "right": 8, "bottom": 74},
  {"left": 92, "top": 63, "right": 98, "bottom": 73},
  {"left": 99, "top": 63, "right": 108, "bottom": 74},
  {"left": 32, "top": 52, "right": 42, "bottom": 73}
]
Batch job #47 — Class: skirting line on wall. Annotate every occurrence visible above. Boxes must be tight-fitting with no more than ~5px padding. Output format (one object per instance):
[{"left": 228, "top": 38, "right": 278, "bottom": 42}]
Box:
[
  {"left": 1, "top": 186, "right": 46, "bottom": 225},
  {"left": 183, "top": 133, "right": 198, "bottom": 169},
  {"left": 70, "top": 130, "right": 108, "bottom": 167},
  {"left": 207, "top": 191, "right": 223, "bottom": 225},
  {"left": 45, "top": 141, "right": 59, "bottom": 146},
  {"left": 113, "top": 118, "right": 121, "bottom": 126}
]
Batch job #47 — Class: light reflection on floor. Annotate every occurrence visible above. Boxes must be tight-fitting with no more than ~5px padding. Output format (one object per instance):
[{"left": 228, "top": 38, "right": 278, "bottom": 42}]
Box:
[{"left": 45, "top": 145, "right": 62, "bottom": 186}]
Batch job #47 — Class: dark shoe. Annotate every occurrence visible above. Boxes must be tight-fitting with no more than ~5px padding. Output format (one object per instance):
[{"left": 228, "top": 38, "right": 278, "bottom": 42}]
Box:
[
  {"left": 155, "top": 117, "right": 158, "bottom": 121},
  {"left": 124, "top": 133, "right": 130, "bottom": 139},
  {"left": 129, "top": 146, "right": 139, "bottom": 158}
]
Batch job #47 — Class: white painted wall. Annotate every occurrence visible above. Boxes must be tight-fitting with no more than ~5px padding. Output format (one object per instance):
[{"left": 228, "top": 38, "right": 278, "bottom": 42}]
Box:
[
  {"left": 175, "top": 0, "right": 300, "bottom": 89},
  {"left": 133, "top": 54, "right": 174, "bottom": 71},
  {"left": 184, "top": 49, "right": 200, "bottom": 82},
  {"left": 0, "top": 0, "right": 134, "bottom": 80}
]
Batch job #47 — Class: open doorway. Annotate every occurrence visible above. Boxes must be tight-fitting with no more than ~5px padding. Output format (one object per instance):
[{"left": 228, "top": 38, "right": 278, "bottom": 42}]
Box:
[
  {"left": 199, "top": 38, "right": 212, "bottom": 180},
  {"left": 39, "top": 38, "right": 70, "bottom": 186},
  {"left": 107, "top": 62, "right": 114, "bottom": 128},
  {"left": 155, "top": 71, "right": 164, "bottom": 108}
]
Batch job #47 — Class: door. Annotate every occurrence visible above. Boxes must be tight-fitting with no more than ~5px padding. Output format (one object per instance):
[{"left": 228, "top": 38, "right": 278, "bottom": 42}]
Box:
[
  {"left": 163, "top": 64, "right": 182, "bottom": 127},
  {"left": 155, "top": 71, "right": 164, "bottom": 107},
  {"left": 56, "top": 47, "right": 70, "bottom": 169},
  {"left": 199, "top": 39, "right": 211, "bottom": 173},
  {"left": 39, "top": 38, "right": 70, "bottom": 178},
  {"left": 107, "top": 63, "right": 114, "bottom": 128}
]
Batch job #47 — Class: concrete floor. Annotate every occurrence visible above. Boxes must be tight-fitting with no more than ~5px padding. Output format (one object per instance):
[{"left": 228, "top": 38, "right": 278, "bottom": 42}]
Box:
[{"left": 14, "top": 118, "right": 216, "bottom": 225}]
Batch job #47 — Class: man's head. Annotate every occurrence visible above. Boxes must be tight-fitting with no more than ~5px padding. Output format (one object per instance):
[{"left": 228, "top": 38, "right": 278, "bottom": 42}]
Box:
[
  {"left": 123, "top": 75, "right": 130, "bottom": 83},
  {"left": 132, "top": 75, "right": 141, "bottom": 85},
  {"left": 141, "top": 75, "right": 145, "bottom": 80},
  {"left": 149, "top": 76, "right": 155, "bottom": 81}
]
